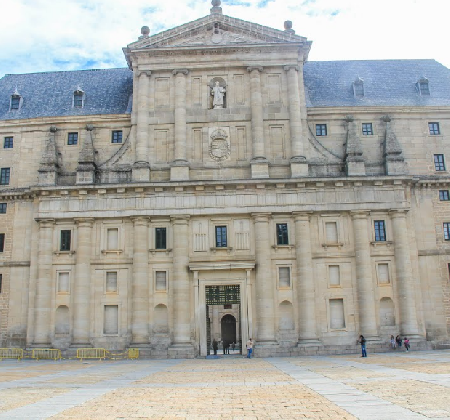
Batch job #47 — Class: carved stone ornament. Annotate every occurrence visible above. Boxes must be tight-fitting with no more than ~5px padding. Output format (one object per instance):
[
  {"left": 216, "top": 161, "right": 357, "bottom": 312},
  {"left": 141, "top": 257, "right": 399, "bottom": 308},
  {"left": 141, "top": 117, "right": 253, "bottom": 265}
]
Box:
[{"left": 209, "top": 128, "right": 230, "bottom": 161}]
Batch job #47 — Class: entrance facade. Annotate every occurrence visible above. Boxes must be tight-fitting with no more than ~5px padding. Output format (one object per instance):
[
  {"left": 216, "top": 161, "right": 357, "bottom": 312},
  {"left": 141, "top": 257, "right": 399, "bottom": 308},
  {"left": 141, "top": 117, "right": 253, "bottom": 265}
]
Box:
[{"left": 190, "top": 263, "right": 255, "bottom": 356}]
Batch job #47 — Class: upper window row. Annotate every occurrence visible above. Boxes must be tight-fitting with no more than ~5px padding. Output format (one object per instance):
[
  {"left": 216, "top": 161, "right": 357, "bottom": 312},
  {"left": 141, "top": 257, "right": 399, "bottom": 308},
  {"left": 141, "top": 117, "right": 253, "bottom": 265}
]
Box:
[
  {"left": 67, "top": 130, "right": 123, "bottom": 145},
  {"left": 9, "top": 88, "right": 86, "bottom": 111},
  {"left": 315, "top": 122, "right": 442, "bottom": 137}
]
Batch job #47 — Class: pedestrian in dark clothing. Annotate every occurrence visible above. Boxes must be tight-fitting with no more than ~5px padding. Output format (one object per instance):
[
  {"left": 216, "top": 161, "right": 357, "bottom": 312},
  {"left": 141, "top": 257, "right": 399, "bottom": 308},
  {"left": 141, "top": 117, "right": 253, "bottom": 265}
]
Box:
[
  {"left": 359, "top": 335, "right": 367, "bottom": 357},
  {"left": 212, "top": 339, "right": 218, "bottom": 355},
  {"left": 396, "top": 335, "right": 402, "bottom": 348},
  {"left": 404, "top": 337, "right": 410, "bottom": 351}
]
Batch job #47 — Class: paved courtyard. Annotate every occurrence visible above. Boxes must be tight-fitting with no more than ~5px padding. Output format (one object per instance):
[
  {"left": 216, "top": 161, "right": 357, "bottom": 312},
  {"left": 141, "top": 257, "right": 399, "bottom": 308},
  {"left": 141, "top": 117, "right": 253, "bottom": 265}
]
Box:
[{"left": 0, "top": 350, "right": 450, "bottom": 419}]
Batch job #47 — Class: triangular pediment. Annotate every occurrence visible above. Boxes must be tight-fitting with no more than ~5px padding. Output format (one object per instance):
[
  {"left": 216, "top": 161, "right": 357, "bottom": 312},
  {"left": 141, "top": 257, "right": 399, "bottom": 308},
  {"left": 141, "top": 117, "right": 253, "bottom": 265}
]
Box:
[{"left": 127, "top": 14, "right": 308, "bottom": 50}]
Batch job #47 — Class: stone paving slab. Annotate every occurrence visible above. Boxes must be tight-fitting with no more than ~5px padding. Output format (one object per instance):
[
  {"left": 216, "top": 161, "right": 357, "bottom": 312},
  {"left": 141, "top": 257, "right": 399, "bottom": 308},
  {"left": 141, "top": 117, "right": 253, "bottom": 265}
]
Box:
[{"left": 0, "top": 350, "right": 449, "bottom": 419}]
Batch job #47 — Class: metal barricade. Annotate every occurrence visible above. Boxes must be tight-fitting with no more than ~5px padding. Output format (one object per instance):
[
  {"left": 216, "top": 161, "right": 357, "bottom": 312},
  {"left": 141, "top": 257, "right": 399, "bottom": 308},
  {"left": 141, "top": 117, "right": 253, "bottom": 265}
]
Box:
[
  {"left": 0, "top": 348, "right": 23, "bottom": 361},
  {"left": 127, "top": 348, "right": 139, "bottom": 360},
  {"left": 31, "top": 349, "right": 62, "bottom": 361},
  {"left": 76, "top": 348, "right": 108, "bottom": 361}
]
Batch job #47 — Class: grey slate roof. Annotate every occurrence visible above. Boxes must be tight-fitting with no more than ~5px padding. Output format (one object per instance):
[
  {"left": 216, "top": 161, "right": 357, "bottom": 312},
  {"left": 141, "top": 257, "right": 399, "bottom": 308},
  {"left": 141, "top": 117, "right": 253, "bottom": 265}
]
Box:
[
  {"left": 0, "top": 68, "right": 133, "bottom": 121},
  {"left": 303, "top": 59, "right": 450, "bottom": 108},
  {"left": 1, "top": 60, "right": 450, "bottom": 121}
]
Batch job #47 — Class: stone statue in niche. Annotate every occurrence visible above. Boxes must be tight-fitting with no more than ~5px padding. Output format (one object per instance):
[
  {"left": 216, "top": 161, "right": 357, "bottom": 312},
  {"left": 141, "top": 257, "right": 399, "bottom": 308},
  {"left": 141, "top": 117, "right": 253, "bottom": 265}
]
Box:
[{"left": 211, "top": 81, "right": 226, "bottom": 109}]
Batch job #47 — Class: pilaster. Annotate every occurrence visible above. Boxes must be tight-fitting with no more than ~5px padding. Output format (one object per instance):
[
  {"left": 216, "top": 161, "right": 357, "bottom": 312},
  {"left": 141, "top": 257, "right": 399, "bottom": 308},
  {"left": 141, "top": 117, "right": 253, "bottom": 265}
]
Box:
[
  {"left": 351, "top": 211, "right": 379, "bottom": 340},
  {"left": 284, "top": 65, "right": 308, "bottom": 178},
  {"left": 72, "top": 218, "right": 94, "bottom": 346},
  {"left": 171, "top": 69, "right": 190, "bottom": 181},
  {"left": 33, "top": 219, "right": 55, "bottom": 346},
  {"left": 252, "top": 213, "right": 275, "bottom": 342},
  {"left": 247, "top": 66, "right": 269, "bottom": 179},
  {"left": 131, "top": 216, "right": 150, "bottom": 345},
  {"left": 293, "top": 212, "right": 319, "bottom": 343},
  {"left": 390, "top": 210, "right": 421, "bottom": 337}
]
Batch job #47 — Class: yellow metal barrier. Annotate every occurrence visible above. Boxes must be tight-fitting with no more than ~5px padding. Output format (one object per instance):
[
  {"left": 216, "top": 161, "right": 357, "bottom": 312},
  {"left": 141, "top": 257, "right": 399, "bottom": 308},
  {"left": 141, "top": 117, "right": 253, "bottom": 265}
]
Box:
[
  {"left": 0, "top": 348, "right": 23, "bottom": 361},
  {"left": 127, "top": 348, "right": 139, "bottom": 360},
  {"left": 76, "top": 348, "right": 108, "bottom": 361},
  {"left": 31, "top": 349, "right": 62, "bottom": 361}
]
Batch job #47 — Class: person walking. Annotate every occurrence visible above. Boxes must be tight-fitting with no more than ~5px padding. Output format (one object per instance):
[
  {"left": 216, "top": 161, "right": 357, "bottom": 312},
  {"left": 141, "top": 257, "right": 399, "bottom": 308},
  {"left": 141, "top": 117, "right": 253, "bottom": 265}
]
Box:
[
  {"left": 246, "top": 338, "right": 253, "bottom": 358},
  {"left": 231, "top": 342, "right": 236, "bottom": 352},
  {"left": 404, "top": 337, "right": 410, "bottom": 352},
  {"left": 359, "top": 335, "right": 367, "bottom": 357},
  {"left": 212, "top": 339, "right": 218, "bottom": 355},
  {"left": 396, "top": 335, "right": 402, "bottom": 349},
  {"left": 390, "top": 335, "right": 396, "bottom": 350}
]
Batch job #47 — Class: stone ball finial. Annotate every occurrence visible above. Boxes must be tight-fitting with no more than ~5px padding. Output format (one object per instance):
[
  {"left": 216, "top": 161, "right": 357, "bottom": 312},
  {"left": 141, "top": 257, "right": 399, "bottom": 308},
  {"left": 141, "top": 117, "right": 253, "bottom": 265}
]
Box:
[
  {"left": 210, "top": 0, "right": 222, "bottom": 14},
  {"left": 284, "top": 20, "right": 292, "bottom": 30},
  {"left": 212, "top": 0, "right": 221, "bottom": 6},
  {"left": 141, "top": 26, "right": 150, "bottom": 37}
]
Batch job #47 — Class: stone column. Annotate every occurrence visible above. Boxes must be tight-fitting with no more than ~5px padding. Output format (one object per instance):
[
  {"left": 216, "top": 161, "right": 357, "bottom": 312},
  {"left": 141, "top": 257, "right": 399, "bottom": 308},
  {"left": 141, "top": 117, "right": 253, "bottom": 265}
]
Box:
[
  {"left": 131, "top": 216, "right": 149, "bottom": 345},
  {"left": 284, "top": 66, "right": 308, "bottom": 178},
  {"left": 171, "top": 69, "right": 190, "bottom": 181},
  {"left": 33, "top": 219, "right": 54, "bottom": 345},
  {"left": 133, "top": 70, "right": 151, "bottom": 181},
  {"left": 247, "top": 67, "right": 269, "bottom": 178},
  {"left": 252, "top": 213, "right": 275, "bottom": 342},
  {"left": 351, "top": 211, "right": 379, "bottom": 339},
  {"left": 72, "top": 218, "right": 94, "bottom": 345},
  {"left": 390, "top": 210, "right": 421, "bottom": 337},
  {"left": 171, "top": 216, "right": 191, "bottom": 345},
  {"left": 293, "top": 213, "right": 319, "bottom": 343}
]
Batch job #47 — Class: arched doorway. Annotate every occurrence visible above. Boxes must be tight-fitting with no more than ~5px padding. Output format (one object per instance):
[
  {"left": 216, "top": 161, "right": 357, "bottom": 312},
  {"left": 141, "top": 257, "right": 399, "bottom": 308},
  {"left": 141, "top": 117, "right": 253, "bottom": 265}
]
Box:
[{"left": 221, "top": 314, "right": 236, "bottom": 346}]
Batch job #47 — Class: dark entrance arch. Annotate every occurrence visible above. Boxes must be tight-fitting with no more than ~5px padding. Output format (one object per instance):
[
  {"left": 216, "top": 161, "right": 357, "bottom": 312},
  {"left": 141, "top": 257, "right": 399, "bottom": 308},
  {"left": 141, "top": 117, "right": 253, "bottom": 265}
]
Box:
[{"left": 221, "top": 314, "right": 236, "bottom": 346}]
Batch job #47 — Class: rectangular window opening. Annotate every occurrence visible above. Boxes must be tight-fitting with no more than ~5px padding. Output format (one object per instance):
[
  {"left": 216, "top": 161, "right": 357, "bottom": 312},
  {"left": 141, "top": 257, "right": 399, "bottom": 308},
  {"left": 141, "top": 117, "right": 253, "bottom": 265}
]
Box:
[
  {"left": 374, "top": 220, "right": 386, "bottom": 242},
  {"left": 0, "top": 168, "right": 10, "bottom": 185},
  {"left": 325, "top": 222, "right": 338, "bottom": 243},
  {"left": 434, "top": 154, "right": 446, "bottom": 171},
  {"left": 276, "top": 223, "right": 289, "bottom": 245},
  {"left": 329, "top": 299, "right": 345, "bottom": 329},
  {"left": 329, "top": 265, "right": 341, "bottom": 286},
  {"left": 0, "top": 203, "right": 6, "bottom": 214},
  {"left": 107, "top": 228, "right": 119, "bottom": 250},
  {"left": 4, "top": 137, "right": 13, "bottom": 149},
  {"left": 111, "top": 130, "right": 123, "bottom": 144},
  {"left": 377, "top": 263, "right": 390, "bottom": 284},
  {"left": 67, "top": 132, "right": 78, "bottom": 145},
  {"left": 215, "top": 226, "right": 227, "bottom": 247},
  {"left": 60, "top": 230, "right": 71, "bottom": 251},
  {"left": 103, "top": 305, "right": 118, "bottom": 334},
  {"left": 316, "top": 124, "right": 327, "bottom": 136},
  {"left": 155, "top": 228, "right": 167, "bottom": 249},
  {"left": 57, "top": 272, "right": 70, "bottom": 293},
  {"left": 429, "top": 122, "right": 440, "bottom": 135},
  {"left": 0, "top": 273, "right": 2, "bottom": 293},
  {"left": 444, "top": 223, "right": 450, "bottom": 241},
  {"left": 0, "top": 233, "right": 5, "bottom": 252},
  {"left": 106, "top": 272, "right": 118, "bottom": 293},
  {"left": 362, "top": 123, "right": 373, "bottom": 135},
  {"left": 440, "top": 190, "right": 450, "bottom": 201}
]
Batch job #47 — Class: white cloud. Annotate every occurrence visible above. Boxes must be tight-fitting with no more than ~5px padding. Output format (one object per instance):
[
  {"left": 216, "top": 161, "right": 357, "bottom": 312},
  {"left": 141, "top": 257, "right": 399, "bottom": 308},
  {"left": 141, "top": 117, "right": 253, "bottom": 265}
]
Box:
[{"left": 0, "top": 0, "right": 448, "bottom": 78}]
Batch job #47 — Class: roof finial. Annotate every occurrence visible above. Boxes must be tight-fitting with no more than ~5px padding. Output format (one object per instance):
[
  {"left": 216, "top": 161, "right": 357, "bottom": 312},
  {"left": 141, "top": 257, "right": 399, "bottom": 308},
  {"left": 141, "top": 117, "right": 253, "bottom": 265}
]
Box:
[
  {"left": 140, "top": 26, "right": 150, "bottom": 38},
  {"left": 13, "top": 86, "right": 20, "bottom": 96},
  {"left": 211, "top": 0, "right": 222, "bottom": 15},
  {"left": 284, "top": 20, "right": 295, "bottom": 34}
]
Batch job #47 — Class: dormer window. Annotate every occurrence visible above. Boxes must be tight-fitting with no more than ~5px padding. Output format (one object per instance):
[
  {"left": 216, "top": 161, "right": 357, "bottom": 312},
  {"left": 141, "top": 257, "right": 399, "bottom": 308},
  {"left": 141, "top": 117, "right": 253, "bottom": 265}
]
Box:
[
  {"left": 353, "top": 77, "right": 364, "bottom": 98},
  {"left": 416, "top": 76, "right": 430, "bottom": 95},
  {"left": 73, "top": 87, "right": 85, "bottom": 108},
  {"left": 9, "top": 87, "right": 22, "bottom": 111}
]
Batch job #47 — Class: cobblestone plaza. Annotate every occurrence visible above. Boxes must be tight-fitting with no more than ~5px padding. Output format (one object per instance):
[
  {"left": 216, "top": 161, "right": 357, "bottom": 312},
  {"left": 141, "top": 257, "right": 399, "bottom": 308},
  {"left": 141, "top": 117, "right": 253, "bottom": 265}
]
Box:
[{"left": 1, "top": 350, "right": 450, "bottom": 419}]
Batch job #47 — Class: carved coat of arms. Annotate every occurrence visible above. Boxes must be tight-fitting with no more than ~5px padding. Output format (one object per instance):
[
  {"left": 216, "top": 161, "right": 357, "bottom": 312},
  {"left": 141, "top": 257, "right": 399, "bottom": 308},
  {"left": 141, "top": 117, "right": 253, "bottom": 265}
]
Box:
[{"left": 209, "top": 128, "right": 230, "bottom": 161}]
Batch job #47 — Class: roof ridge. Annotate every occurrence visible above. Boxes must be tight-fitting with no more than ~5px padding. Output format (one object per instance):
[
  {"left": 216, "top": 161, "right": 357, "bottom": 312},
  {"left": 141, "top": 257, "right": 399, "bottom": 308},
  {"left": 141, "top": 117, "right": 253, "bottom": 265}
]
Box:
[{"left": 3, "top": 67, "right": 130, "bottom": 77}]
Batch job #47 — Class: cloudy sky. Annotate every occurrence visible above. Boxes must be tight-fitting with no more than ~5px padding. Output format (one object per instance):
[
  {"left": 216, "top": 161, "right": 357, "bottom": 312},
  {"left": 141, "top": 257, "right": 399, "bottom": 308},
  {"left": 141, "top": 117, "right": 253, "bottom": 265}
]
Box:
[{"left": 0, "top": 0, "right": 447, "bottom": 78}]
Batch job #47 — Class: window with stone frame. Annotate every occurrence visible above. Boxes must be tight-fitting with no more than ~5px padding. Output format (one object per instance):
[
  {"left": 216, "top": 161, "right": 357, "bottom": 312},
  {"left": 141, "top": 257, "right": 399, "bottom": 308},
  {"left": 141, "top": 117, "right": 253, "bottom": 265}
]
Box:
[
  {"left": 0, "top": 168, "right": 10, "bottom": 185},
  {"left": 439, "top": 190, "right": 450, "bottom": 201},
  {"left": 0, "top": 273, "right": 2, "bottom": 293},
  {"left": 67, "top": 132, "right": 78, "bottom": 145},
  {"left": 362, "top": 123, "right": 373, "bottom": 135},
  {"left": 434, "top": 154, "right": 446, "bottom": 171},
  {"left": 328, "top": 265, "right": 341, "bottom": 286},
  {"left": 73, "top": 91, "right": 84, "bottom": 108},
  {"left": 107, "top": 228, "right": 119, "bottom": 250},
  {"left": 329, "top": 299, "right": 345, "bottom": 329},
  {"left": 215, "top": 226, "right": 227, "bottom": 247},
  {"left": 57, "top": 272, "right": 70, "bottom": 293},
  {"left": 276, "top": 223, "right": 289, "bottom": 245},
  {"left": 60, "top": 230, "right": 71, "bottom": 251},
  {"left": 374, "top": 220, "right": 386, "bottom": 242},
  {"left": 103, "top": 305, "right": 118, "bottom": 334},
  {"left": 155, "top": 227, "right": 167, "bottom": 249},
  {"left": 4, "top": 136, "right": 13, "bottom": 148},
  {"left": 429, "top": 122, "right": 440, "bottom": 135},
  {"left": 10, "top": 96, "right": 20, "bottom": 110},
  {"left": 325, "top": 222, "right": 338, "bottom": 243},
  {"left": 0, "top": 233, "right": 4, "bottom": 252},
  {"left": 0, "top": 203, "right": 6, "bottom": 214},
  {"left": 377, "top": 263, "right": 390, "bottom": 284},
  {"left": 316, "top": 124, "right": 327, "bottom": 136},
  {"left": 155, "top": 271, "right": 167, "bottom": 291},
  {"left": 444, "top": 223, "right": 450, "bottom": 241},
  {"left": 106, "top": 272, "right": 118, "bottom": 293},
  {"left": 278, "top": 267, "right": 291, "bottom": 288},
  {"left": 111, "top": 130, "right": 123, "bottom": 144}
]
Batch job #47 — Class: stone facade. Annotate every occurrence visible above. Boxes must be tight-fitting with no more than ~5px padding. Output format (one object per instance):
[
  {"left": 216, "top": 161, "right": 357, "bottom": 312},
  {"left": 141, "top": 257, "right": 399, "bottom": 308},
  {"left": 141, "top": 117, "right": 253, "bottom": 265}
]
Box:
[{"left": 0, "top": 2, "right": 449, "bottom": 357}]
